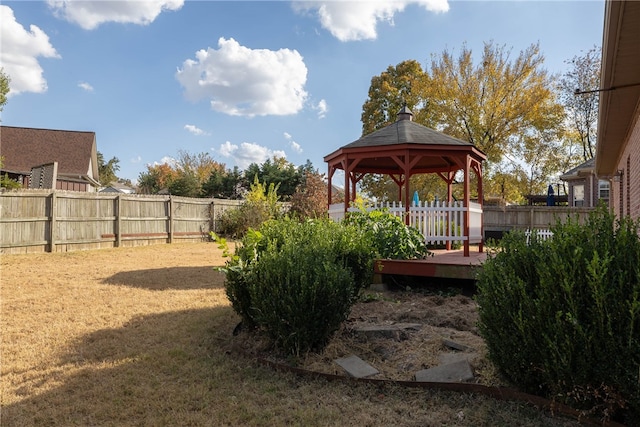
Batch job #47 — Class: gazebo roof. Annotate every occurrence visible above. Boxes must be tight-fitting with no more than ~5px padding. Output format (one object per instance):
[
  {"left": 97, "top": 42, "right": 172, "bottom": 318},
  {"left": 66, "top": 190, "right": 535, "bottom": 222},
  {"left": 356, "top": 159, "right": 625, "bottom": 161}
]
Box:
[
  {"left": 324, "top": 108, "right": 486, "bottom": 174},
  {"left": 342, "top": 118, "right": 472, "bottom": 150}
]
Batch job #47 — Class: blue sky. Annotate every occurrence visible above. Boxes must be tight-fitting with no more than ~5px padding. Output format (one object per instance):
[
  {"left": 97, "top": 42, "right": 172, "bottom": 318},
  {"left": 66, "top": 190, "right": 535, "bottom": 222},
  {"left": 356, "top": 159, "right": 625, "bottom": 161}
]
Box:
[{"left": 2, "top": 0, "right": 605, "bottom": 183}]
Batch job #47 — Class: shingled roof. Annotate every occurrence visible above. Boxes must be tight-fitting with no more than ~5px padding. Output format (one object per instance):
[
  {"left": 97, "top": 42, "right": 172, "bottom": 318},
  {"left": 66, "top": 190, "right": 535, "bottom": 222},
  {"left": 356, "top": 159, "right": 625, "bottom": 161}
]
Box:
[
  {"left": 0, "top": 125, "right": 99, "bottom": 183},
  {"left": 342, "top": 108, "right": 472, "bottom": 150}
]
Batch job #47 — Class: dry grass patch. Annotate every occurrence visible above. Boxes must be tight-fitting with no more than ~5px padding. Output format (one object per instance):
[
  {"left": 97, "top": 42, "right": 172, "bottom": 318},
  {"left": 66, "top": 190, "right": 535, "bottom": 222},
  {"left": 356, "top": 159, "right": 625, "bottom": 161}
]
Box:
[{"left": 1, "top": 243, "right": 579, "bottom": 426}]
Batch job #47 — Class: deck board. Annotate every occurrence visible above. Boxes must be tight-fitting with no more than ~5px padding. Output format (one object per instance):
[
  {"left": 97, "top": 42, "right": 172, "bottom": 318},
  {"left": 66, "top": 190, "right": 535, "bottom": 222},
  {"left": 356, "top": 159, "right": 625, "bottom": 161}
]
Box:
[{"left": 374, "top": 247, "right": 487, "bottom": 281}]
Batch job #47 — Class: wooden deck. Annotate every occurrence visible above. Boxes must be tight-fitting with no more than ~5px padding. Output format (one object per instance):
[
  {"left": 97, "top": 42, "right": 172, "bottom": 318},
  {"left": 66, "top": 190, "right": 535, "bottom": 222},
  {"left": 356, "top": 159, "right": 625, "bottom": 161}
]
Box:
[{"left": 373, "top": 247, "right": 487, "bottom": 281}]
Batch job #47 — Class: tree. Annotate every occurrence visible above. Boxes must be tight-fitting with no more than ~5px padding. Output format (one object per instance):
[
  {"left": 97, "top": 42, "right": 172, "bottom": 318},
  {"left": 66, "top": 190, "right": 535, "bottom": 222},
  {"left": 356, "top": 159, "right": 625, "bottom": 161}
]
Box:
[
  {"left": 201, "top": 166, "right": 245, "bottom": 199},
  {"left": 289, "top": 171, "right": 328, "bottom": 219},
  {"left": 245, "top": 156, "right": 303, "bottom": 200},
  {"left": 558, "top": 46, "right": 601, "bottom": 162},
  {"left": 424, "top": 42, "right": 564, "bottom": 165},
  {"left": 0, "top": 68, "right": 10, "bottom": 117},
  {"left": 137, "top": 162, "right": 178, "bottom": 194},
  {"left": 360, "top": 60, "right": 430, "bottom": 135},
  {"left": 97, "top": 151, "right": 120, "bottom": 186},
  {"left": 360, "top": 42, "right": 565, "bottom": 204},
  {"left": 168, "top": 171, "right": 200, "bottom": 197}
]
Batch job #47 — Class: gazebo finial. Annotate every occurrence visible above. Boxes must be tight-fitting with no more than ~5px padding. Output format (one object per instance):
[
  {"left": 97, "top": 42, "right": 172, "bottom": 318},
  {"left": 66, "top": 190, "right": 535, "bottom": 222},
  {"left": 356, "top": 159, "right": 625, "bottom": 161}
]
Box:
[{"left": 397, "top": 105, "right": 413, "bottom": 121}]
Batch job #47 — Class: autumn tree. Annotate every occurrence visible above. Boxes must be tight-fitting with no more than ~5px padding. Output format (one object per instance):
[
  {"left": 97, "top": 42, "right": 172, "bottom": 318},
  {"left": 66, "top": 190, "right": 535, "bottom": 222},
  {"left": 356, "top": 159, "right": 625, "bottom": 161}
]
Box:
[
  {"left": 289, "top": 170, "right": 328, "bottom": 219},
  {"left": 361, "top": 60, "right": 430, "bottom": 135},
  {"left": 360, "top": 42, "right": 565, "bottom": 203},
  {"left": 558, "top": 46, "right": 601, "bottom": 162},
  {"left": 137, "top": 162, "right": 178, "bottom": 194}
]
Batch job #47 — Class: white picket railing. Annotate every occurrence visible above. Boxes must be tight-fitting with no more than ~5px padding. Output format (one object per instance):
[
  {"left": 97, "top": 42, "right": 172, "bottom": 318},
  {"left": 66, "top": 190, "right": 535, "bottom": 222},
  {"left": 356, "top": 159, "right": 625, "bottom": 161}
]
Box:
[
  {"left": 525, "top": 228, "right": 554, "bottom": 244},
  {"left": 328, "top": 201, "right": 483, "bottom": 246}
]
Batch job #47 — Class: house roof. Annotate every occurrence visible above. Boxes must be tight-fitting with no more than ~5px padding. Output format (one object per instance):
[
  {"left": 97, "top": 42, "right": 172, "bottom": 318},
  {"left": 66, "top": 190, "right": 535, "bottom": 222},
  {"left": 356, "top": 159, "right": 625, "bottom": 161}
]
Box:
[
  {"left": 560, "top": 158, "right": 594, "bottom": 181},
  {"left": 0, "top": 126, "right": 99, "bottom": 183},
  {"left": 596, "top": 0, "right": 640, "bottom": 176}
]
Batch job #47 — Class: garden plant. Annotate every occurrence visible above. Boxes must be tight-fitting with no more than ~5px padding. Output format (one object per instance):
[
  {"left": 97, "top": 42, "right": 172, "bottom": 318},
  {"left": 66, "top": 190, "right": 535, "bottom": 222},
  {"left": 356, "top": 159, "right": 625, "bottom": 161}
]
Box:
[{"left": 476, "top": 206, "right": 640, "bottom": 424}]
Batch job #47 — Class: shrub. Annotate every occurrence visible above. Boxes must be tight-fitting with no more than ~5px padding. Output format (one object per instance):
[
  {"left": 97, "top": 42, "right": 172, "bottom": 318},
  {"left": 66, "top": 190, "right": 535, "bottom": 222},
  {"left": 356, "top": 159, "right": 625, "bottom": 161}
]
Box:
[
  {"left": 476, "top": 207, "right": 640, "bottom": 423},
  {"left": 223, "top": 218, "right": 374, "bottom": 354},
  {"left": 217, "top": 177, "right": 283, "bottom": 238},
  {"left": 343, "top": 209, "right": 430, "bottom": 260}
]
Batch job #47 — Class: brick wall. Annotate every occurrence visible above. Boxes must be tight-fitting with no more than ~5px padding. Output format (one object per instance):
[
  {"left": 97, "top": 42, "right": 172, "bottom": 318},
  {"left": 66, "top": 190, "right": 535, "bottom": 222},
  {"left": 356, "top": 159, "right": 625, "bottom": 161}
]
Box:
[{"left": 612, "top": 114, "right": 640, "bottom": 220}]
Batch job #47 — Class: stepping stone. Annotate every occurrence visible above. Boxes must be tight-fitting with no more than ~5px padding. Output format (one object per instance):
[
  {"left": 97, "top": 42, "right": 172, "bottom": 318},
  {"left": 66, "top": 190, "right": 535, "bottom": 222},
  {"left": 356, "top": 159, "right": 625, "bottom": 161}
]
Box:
[
  {"left": 442, "top": 339, "right": 474, "bottom": 352},
  {"left": 438, "top": 352, "right": 477, "bottom": 365},
  {"left": 335, "top": 355, "right": 379, "bottom": 378},
  {"left": 414, "top": 360, "right": 474, "bottom": 383},
  {"left": 353, "top": 323, "right": 422, "bottom": 340}
]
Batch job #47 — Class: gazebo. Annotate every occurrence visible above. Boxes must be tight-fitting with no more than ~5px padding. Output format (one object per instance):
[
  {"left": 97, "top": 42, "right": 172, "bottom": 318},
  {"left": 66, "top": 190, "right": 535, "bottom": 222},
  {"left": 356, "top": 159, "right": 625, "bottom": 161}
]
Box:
[{"left": 324, "top": 107, "right": 487, "bottom": 257}]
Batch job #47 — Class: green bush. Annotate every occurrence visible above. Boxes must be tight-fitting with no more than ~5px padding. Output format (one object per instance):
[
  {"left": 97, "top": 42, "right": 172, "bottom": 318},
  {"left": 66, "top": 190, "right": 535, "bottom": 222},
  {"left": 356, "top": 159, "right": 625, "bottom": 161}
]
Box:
[
  {"left": 343, "top": 209, "right": 430, "bottom": 260},
  {"left": 476, "top": 207, "right": 640, "bottom": 423},
  {"left": 223, "top": 218, "right": 374, "bottom": 354},
  {"left": 217, "top": 178, "right": 283, "bottom": 238}
]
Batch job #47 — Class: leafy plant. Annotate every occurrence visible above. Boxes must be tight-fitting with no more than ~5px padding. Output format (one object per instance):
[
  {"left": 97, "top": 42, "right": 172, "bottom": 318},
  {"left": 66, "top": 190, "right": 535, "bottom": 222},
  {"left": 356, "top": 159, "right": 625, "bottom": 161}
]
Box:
[
  {"left": 343, "top": 208, "right": 430, "bottom": 260},
  {"left": 222, "top": 218, "right": 375, "bottom": 354},
  {"left": 217, "top": 176, "right": 283, "bottom": 238},
  {"left": 476, "top": 207, "right": 640, "bottom": 424}
]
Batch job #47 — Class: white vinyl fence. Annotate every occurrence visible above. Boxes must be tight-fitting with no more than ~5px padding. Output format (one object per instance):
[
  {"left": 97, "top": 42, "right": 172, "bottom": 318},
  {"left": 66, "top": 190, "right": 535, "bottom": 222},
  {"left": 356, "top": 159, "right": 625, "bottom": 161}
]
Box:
[{"left": 329, "top": 201, "right": 483, "bottom": 246}]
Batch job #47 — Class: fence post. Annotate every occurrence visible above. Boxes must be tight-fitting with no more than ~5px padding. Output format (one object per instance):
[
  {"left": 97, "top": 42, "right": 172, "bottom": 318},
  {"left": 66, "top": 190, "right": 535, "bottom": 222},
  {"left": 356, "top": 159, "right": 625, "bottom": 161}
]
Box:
[
  {"left": 168, "top": 196, "right": 174, "bottom": 244},
  {"left": 49, "top": 191, "right": 56, "bottom": 252},
  {"left": 115, "top": 195, "right": 121, "bottom": 247}
]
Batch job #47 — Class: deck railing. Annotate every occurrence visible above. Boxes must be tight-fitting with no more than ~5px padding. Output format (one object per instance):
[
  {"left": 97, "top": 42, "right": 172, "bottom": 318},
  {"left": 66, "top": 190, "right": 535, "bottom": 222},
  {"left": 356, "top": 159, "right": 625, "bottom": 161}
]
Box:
[{"left": 329, "top": 201, "right": 483, "bottom": 246}]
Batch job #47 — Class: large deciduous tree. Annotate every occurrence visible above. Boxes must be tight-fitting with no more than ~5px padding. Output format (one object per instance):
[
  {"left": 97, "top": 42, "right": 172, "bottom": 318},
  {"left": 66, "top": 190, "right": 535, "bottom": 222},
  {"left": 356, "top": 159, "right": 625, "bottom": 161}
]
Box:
[
  {"left": 558, "top": 46, "right": 601, "bottom": 162},
  {"left": 361, "top": 60, "right": 429, "bottom": 135},
  {"left": 360, "top": 42, "right": 565, "bottom": 203}
]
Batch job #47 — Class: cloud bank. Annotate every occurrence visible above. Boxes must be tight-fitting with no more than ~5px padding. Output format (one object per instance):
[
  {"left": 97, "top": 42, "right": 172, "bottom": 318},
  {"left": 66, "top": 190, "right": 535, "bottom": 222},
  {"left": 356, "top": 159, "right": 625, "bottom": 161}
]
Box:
[
  {"left": 0, "top": 5, "right": 60, "bottom": 96},
  {"left": 176, "top": 38, "right": 308, "bottom": 117},
  {"left": 293, "top": 0, "right": 449, "bottom": 41},
  {"left": 47, "top": 0, "right": 184, "bottom": 30}
]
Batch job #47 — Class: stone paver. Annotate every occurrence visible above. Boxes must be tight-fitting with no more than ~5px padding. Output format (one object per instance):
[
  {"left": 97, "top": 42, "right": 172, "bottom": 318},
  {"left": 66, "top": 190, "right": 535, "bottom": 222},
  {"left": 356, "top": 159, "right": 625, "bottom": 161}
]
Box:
[
  {"left": 414, "top": 359, "right": 474, "bottom": 383},
  {"left": 335, "top": 355, "right": 379, "bottom": 378}
]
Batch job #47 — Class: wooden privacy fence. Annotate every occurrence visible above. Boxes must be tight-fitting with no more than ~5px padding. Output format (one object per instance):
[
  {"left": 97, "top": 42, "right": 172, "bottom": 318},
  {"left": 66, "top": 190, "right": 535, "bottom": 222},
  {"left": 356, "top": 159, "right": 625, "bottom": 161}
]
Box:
[
  {"left": 483, "top": 205, "right": 594, "bottom": 237},
  {"left": 0, "top": 190, "right": 242, "bottom": 254}
]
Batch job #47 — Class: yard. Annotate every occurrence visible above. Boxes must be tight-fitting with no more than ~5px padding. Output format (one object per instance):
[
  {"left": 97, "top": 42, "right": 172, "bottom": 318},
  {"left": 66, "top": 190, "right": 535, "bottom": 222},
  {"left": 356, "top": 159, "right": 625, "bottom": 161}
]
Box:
[{"left": 1, "top": 243, "right": 581, "bottom": 426}]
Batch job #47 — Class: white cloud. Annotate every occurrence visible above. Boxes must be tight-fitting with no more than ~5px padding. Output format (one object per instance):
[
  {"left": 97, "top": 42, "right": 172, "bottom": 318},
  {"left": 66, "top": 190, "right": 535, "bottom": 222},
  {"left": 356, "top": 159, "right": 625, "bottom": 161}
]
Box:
[
  {"left": 293, "top": 1, "right": 449, "bottom": 42},
  {"left": 218, "top": 141, "right": 286, "bottom": 169},
  {"left": 47, "top": 0, "right": 184, "bottom": 30},
  {"left": 0, "top": 5, "right": 60, "bottom": 96},
  {"left": 314, "top": 99, "right": 328, "bottom": 119},
  {"left": 290, "top": 141, "right": 303, "bottom": 154},
  {"left": 284, "top": 132, "right": 303, "bottom": 154},
  {"left": 78, "top": 81, "right": 94, "bottom": 92},
  {"left": 184, "top": 124, "right": 210, "bottom": 136},
  {"left": 176, "top": 37, "right": 308, "bottom": 117},
  {"left": 130, "top": 156, "right": 142, "bottom": 164}
]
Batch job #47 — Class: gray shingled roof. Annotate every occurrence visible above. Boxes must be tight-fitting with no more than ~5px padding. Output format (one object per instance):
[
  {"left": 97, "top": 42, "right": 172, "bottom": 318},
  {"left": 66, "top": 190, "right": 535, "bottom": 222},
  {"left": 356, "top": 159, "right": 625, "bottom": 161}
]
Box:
[
  {"left": 342, "top": 118, "right": 473, "bottom": 149},
  {"left": 0, "top": 126, "right": 97, "bottom": 179},
  {"left": 560, "top": 158, "right": 594, "bottom": 179}
]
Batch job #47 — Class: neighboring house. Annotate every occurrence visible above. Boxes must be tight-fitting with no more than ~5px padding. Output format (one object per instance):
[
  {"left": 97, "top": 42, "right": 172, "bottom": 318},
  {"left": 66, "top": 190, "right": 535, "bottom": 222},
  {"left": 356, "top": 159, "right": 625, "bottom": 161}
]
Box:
[
  {"left": 595, "top": 0, "right": 640, "bottom": 220},
  {"left": 560, "top": 158, "right": 610, "bottom": 208},
  {"left": 0, "top": 126, "right": 101, "bottom": 191},
  {"left": 99, "top": 182, "right": 136, "bottom": 194}
]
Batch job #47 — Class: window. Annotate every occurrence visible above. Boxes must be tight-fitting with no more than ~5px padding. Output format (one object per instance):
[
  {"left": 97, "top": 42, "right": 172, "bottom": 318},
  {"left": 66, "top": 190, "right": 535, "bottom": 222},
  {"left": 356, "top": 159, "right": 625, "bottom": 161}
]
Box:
[
  {"left": 598, "top": 180, "right": 610, "bottom": 204},
  {"left": 573, "top": 184, "right": 584, "bottom": 207}
]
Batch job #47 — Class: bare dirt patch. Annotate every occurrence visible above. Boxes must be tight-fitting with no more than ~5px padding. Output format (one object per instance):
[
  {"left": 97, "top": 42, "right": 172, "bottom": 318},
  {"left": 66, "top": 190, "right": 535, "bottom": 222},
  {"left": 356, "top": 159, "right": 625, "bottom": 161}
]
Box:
[{"left": 232, "top": 284, "right": 500, "bottom": 386}]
